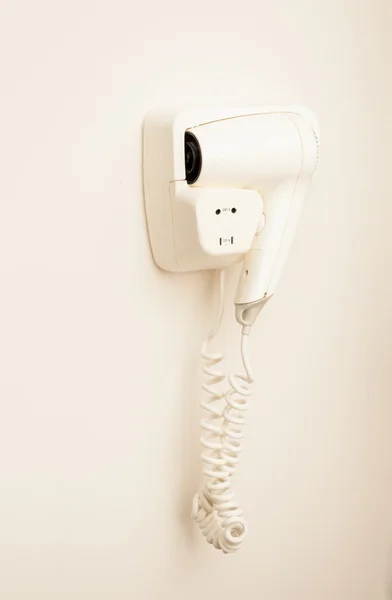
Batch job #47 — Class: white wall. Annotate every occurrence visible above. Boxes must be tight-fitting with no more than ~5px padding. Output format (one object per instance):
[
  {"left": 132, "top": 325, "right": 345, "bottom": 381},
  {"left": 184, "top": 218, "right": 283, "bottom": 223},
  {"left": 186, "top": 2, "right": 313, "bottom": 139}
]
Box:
[{"left": 0, "top": 1, "right": 391, "bottom": 598}]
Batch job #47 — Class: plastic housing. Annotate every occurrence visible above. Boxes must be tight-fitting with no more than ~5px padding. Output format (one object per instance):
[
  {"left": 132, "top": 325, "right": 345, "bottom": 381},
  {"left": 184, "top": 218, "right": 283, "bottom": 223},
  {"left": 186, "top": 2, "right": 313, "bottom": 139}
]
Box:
[{"left": 143, "top": 107, "right": 319, "bottom": 306}]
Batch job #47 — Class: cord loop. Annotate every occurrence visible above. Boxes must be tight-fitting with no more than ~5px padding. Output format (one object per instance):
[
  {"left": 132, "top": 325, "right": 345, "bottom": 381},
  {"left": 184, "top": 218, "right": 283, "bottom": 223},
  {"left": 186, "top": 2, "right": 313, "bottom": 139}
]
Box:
[{"left": 192, "top": 270, "right": 254, "bottom": 554}]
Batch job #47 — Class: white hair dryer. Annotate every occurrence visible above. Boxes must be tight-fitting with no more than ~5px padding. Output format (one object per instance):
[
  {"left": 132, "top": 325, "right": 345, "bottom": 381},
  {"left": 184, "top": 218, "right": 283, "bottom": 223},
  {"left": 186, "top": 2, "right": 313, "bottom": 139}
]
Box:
[{"left": 143, "top": 107, "right": 319, "bottom": 553}]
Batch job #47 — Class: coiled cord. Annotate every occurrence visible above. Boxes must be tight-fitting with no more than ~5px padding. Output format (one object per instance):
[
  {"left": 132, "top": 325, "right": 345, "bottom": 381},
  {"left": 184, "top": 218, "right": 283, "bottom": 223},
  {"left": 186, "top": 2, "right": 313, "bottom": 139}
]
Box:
[{"left": 192, "top": 270, "right": 254, "bottom": 553}]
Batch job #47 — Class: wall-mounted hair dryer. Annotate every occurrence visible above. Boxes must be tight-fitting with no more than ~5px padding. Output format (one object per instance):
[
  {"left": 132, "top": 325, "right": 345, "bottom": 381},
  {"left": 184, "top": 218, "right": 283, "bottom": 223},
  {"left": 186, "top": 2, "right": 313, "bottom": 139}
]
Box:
[{"left": 143, "top": 107, "right": 319, "bottom": 553}]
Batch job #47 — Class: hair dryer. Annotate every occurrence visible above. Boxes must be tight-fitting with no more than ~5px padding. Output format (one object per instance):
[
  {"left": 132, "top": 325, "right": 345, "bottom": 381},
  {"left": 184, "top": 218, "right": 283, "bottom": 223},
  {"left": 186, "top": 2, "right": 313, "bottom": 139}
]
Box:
[
  {"left": 185, "top": 112, "right": 319, "bottom": 327},
  {"left": 143, "top": 107, "right": 319, "bottom": 553}
]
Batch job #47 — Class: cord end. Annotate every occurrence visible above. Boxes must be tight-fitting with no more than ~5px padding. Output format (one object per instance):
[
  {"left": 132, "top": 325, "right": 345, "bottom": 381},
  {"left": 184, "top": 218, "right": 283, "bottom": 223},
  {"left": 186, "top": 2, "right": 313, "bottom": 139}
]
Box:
[{"left": 235, "top": 296, "right": 271, "bottom": 330}]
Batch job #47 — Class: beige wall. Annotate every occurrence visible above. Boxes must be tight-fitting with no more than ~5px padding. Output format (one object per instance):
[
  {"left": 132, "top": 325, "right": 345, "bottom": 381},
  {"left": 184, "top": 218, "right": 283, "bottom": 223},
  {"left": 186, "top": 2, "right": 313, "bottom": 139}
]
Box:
[{"left": 0, "top": 1, "right": 391, "bottom": 598}]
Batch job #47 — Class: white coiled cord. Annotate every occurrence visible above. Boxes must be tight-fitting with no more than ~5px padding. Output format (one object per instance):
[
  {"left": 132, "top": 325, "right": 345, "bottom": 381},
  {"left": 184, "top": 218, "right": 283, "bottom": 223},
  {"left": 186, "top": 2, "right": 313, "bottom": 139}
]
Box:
[{"left": 192, "top": 270, "right": 254, "bottom": 553}]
